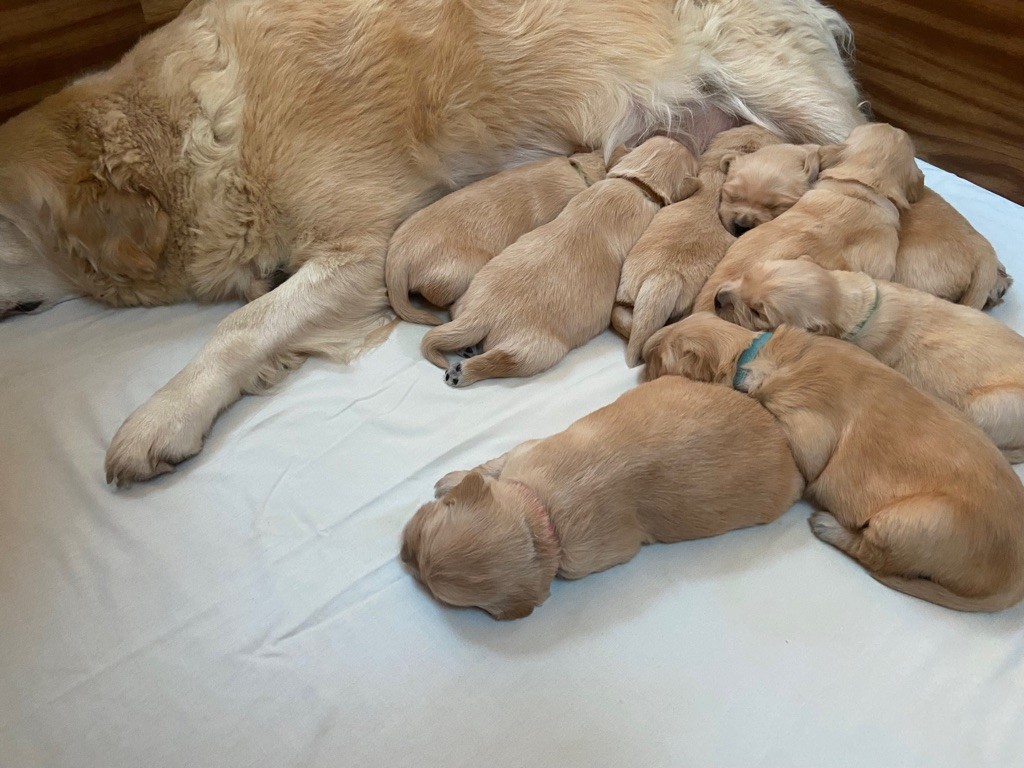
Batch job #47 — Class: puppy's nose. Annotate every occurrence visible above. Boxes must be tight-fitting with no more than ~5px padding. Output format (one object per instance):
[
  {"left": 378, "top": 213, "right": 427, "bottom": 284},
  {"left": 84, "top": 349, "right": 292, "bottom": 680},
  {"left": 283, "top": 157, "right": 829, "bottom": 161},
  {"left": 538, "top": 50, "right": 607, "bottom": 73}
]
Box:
[{"left": 733, "top": 223, "right": 751, "bottom": 237}]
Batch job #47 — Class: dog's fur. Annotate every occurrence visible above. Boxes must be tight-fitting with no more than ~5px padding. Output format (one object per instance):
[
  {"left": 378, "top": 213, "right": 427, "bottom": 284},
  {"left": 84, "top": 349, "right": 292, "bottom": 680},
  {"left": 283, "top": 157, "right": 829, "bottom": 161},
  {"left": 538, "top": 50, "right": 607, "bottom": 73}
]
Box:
[
  {"left": 0, "top": 0, "right": 864, "bottom": 484},
  {"left": 643, "top": 313, "right": 1024, "bottom": 612},
  {"left": 386, "top": 150, "right": 611, "bottom": 326},
  {"left": 693, "top": 122, "right": 925, "bottom": 313},
  {"left": 717, "top": 141, "right": 1009, "bottom": 308},
  {"left": 421, "top": 137, "right": 700, "bottom": 386},
  {"left": 610, "top": 124, "right": 782, "bottom": 366},
  {"left": 715, "top": 259, "right": 1024, "bottom": 462},
  {"left": 400, "top": 376, "right": 803, "bottom": 619}
]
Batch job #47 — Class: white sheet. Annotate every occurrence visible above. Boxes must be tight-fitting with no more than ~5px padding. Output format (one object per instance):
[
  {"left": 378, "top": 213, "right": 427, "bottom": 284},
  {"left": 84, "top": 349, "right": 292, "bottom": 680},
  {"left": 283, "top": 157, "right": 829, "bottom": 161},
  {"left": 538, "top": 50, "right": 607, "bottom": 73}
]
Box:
[{"left": 1, "top": 162, "right": 1022, "bottom": 768}]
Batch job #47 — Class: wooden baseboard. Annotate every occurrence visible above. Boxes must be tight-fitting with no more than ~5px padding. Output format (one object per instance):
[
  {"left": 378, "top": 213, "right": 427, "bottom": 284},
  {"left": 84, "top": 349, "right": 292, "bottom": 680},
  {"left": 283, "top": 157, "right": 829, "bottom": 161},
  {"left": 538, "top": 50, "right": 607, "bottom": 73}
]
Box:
[{"left": 829, "top": 0, "right": 1024, "bottom": 204}]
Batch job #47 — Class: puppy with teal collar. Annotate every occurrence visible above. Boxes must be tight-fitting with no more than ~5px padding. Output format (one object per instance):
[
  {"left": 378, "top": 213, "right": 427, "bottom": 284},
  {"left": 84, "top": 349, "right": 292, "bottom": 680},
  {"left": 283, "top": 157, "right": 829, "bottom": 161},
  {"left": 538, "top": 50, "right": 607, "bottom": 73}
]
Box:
[
  {"left": 642, "top": 312, "right": 1024, "bottom": 612},
  {"left": 713, "top": 258, "right": 1024, "bottom": 463}
]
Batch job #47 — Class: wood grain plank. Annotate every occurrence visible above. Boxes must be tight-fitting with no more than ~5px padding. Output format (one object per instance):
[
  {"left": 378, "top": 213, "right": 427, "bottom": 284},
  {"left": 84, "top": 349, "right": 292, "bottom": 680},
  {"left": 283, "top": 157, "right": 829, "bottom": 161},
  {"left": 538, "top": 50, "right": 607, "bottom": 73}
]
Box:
[
  {"left": 830, "top": 0, "right": 1024, "bottom": 203},
  {"left": 140, "top": 0, "right": 189, "bottom": 24}
]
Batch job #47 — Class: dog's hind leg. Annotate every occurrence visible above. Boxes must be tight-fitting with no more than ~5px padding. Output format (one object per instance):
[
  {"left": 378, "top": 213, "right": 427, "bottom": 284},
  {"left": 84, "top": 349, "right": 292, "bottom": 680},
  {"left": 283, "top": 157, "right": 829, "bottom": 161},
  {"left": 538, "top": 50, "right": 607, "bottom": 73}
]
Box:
[
  {"left": 965, "top": 387, "right": 1024, "bottom": 464},
  {"left": 808, "top": 498, "right": 1016, "bottom": 610},
  {"left": 104, "top": 238, "right": 391, "bottom": 487},
  {"left": 444, "top": 338, "right": 567, "bottom": 388}
]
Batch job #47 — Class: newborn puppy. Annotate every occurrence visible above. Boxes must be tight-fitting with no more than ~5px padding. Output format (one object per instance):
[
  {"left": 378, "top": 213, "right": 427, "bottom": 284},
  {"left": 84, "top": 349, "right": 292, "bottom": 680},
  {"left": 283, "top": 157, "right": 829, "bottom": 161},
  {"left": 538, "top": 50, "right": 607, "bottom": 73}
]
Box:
[
  {"left": 400, "top": 376, "right": 803, "bottom": 619},
  {"left": 611, "top": 125, "right": 782, "bottom": 366},
  {"left": 386, "top": 150, "right": 610, "bottom": 325},
  {"left": 421, "top": 137, "right": 700, "bottom": 386},
  {"left": 643, "top": 313, "right": 1024, "bottom": 612},
  {"left": 693, "top": 122, "right": 925, "bottom": 313},
  {"left": 714, "top": 258, "right": 1024, "bottom": 462},
  {"left": 718, "top": 136, "right": 1008, "bottom": 308}
]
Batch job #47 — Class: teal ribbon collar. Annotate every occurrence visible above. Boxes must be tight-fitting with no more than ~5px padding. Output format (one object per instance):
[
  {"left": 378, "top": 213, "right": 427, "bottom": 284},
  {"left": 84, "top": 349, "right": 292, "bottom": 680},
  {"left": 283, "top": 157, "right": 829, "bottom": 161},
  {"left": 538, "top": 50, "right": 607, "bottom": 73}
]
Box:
[
  {"left": 842, "top": 283, "right": 881, "bottom": 341},
  {"left": 733, "top": 332, "right": 772, "bottom": 390}
]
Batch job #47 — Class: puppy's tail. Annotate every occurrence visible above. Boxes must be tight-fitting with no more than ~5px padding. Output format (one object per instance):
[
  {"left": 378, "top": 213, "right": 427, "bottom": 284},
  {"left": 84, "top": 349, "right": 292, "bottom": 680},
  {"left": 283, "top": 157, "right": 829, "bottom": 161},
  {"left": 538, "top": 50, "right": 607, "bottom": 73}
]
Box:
[
  {"left": 385, "top": 254, "right": 443, "bottom": 326},
  {"left": 610, "top": 304, "right": 633, "bottom": 340},
  {"left": 421, "top": 317, "right": 486, "bottom": 369},
  {"left": 625, "top": 274, "right": 685, "bottom": 367},
  {"left": 872, "top": 573, "right": 1023, "bottom": 613}
]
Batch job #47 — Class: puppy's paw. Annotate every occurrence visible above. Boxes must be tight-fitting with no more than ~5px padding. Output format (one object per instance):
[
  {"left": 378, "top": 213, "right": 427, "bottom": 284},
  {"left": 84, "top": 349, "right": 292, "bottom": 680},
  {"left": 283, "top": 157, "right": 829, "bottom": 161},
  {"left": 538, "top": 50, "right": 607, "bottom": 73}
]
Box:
[
  {"left": 457, "top": 344, "right": 482, "bottom": 359},
  {"left": 444, "top": 362, "right": 465, "bottom": 388},
  {"left": 434, "top": 470, "right": 469, "bottom": 497},
  {"left": 104, "top": 394, "right": 207, "bottom": 488},
  {"left": 808, "top": 510, "right": 850, "bottom": 548}
]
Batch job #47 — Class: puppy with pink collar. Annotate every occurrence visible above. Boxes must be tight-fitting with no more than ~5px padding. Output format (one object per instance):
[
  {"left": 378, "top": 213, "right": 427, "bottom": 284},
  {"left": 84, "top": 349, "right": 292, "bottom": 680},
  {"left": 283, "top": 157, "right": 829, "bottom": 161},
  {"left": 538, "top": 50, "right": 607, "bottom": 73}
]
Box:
[{"left": 400, "top": 376, "right": 802, "bottom": 619}]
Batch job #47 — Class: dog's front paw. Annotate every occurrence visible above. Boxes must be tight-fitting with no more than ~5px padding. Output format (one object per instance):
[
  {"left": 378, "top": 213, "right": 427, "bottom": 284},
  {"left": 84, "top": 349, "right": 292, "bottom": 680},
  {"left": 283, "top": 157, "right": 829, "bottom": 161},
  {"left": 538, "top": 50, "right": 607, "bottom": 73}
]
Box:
[
  {"left": 457, "top": 344, "right": 482, "bottom": 359},
  {"left": 444, "top": 362, "right": 465, "bottom": 388},
  {"left": 104, "top": 394, "right": 207, "bottom": 487},
  {"left": 434, "top": 470, "right": 469, "bottom": 497}
]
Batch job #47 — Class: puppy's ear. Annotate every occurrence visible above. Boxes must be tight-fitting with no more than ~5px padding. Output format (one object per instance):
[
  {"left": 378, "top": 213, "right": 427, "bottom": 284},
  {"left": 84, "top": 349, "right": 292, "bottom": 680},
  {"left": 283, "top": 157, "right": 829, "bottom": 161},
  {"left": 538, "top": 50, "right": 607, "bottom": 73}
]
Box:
[
  {"left": 676, "top": 175, "right": 703, "bottom": 202},
  {"left": 802, "top": 145, "right": 821, "bottom": 182},
  {"left": 719, "top": 152, "right": 739, "bottom": 174},
  {"left": 818, "top": 143, "right": 846, "bottom": 171},
  {"left": 449, "top": 471, "right": 490, "bottom": 506},
  {"left": 60, "top": 175, "right": 169, "bottom": 280},
  {"left": 400, "top": 505, "right": 432, "bottom": 572},
  {"left": 714, "top": 283, "right": 739, "bottom": 314},
  {"left": 906, "top": 166, "right": 925, "bottom": 205}
]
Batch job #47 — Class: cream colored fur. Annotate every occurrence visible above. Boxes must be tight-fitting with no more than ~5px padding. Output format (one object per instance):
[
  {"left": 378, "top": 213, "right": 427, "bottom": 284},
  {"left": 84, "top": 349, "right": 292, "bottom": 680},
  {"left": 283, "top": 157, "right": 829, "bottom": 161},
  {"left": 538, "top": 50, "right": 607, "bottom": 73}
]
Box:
[
  {"left": 715, "top": 259, "right": 1024, "bottom": 462},
  {"left": 0, "top": 0, "right": 863, "bottom": 484},
  {"left": 694, "top": 123, "right": 924, "bottom": 313},
  {"left": 421, "top": 138, "right": 700, "bottom": 386},
  {"left": 611, "top": 124, "right": 782, "bottom": 366},
  {"left": 401, "top": 376, "right": 803, "bottom": 619},
  {"left": 643, "top": 313, "right": 1024, "bottom": 612},
  {"left": 386, "top": 150, "right": 610, "bottom": 326},
  {"left": 717, "top": 139, "right": 1009, "bottom": 308}
]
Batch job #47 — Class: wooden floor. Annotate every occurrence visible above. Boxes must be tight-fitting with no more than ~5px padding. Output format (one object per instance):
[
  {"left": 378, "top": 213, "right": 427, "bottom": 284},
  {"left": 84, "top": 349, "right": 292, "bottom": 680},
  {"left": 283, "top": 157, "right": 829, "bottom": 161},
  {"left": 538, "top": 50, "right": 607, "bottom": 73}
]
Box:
[{"left": 1, "top": 0, "right": 1021, "bottom": 202}]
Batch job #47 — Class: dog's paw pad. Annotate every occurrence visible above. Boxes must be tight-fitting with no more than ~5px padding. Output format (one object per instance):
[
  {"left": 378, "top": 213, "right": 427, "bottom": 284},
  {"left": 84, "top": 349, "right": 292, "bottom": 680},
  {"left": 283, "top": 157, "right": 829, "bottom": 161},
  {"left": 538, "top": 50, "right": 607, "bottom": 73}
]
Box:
[
  {"left": 457, "top": 344, "right": 482, "bottom": 359},
  {"left": 444, "top": 362, "right": 463, "bottom": 387}
]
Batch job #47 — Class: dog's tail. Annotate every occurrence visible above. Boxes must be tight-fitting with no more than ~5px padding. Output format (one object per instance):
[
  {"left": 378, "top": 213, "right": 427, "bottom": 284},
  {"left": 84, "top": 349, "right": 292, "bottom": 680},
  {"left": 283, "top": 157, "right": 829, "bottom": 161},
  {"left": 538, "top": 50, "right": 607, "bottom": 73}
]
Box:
[
  {"left": 421, "top": 317, "right": 487, "bottom": 369},
  {"left": 385, "top": 256, "right": 444, "bottom": 326},
  {"left": 610, "top": 304, "right": 633, "bottom": 340},
  {"left": 872, "top": 573, "right": 1023, "bottom": 613},
  {"left": 625, "top": 274, "right": 685, "bottom": 367}
]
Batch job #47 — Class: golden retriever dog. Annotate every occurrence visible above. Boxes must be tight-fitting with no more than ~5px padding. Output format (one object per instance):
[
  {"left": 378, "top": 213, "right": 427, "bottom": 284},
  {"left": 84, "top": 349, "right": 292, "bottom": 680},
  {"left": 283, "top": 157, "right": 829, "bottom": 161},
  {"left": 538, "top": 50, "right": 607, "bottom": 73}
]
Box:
[
  {"left": 714, "top": 258, "right": 1024, "bottom": 462},
  {"left": 610, "top": 124, "right": 782, "bottom": 366},
  {"left": 0, "top": 0, "right": 864, "bottom": 485},
  {"left": 693, "top": 122, "right": 925, "bottom": 313},
  {"left": 717, "top": 140, "right": 1010, "bottom": 308},
  {"left": 400, "top": 376, "right": 803, "bottom": 619},
  {"left": 421, "top": 137, "right": 700, "bottom": 386},
  {"left": 643, "top": 313, "right": 1024, "bottom": 612},
  {"left": 386, "top": 150, "right": 611, "bottom": 326}
]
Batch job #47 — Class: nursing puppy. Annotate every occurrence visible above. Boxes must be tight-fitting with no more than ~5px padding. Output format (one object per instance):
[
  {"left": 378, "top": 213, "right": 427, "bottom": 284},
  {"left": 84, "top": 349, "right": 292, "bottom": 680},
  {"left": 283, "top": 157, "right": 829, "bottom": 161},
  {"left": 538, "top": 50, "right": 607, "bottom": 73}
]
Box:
[
  {"left": 718, "top": 140, "right": 1009, "bottom": 308},
  {"left": 400, "top": 376, "right": 803, "bottom": 619},
  {"left": 611, "top": 125, "right": 782, "bottom": 366},
  {"left": 643, "top": 313, "right": 1024, "bottom": 612},
  {"left": 421, "top": 137, "right": 700, "bottom": 386},
  {"left": 693, "top": 122, "right": 925, "bottom": 313},
  {"left": 714, "top": 259, "right": 1024, "bottom": 462},
  {"left": 386, "top": 150, "right": 610, "bottom": 325}
]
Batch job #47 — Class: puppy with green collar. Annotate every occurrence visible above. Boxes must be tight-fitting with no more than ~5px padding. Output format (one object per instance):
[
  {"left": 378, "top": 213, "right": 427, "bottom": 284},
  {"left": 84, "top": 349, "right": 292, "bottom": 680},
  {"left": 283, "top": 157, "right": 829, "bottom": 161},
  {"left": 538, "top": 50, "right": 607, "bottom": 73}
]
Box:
[{"left": 642, "top": 312, "right": 1024, "bottom": 612}]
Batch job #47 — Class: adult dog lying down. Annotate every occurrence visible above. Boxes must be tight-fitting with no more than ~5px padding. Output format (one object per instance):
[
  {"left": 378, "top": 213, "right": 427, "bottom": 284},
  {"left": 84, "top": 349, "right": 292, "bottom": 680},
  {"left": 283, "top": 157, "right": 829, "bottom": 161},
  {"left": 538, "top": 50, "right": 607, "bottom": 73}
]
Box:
[{"left": 0, "top": 0, "right": 862, "bottom": 486}]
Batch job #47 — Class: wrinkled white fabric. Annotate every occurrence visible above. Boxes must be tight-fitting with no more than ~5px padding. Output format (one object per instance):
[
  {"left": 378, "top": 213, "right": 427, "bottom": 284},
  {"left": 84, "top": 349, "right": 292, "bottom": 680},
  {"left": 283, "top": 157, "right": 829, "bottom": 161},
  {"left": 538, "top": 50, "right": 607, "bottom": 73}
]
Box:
[{"left": 1, "top": 162, "right": 1021, "bottom": 768}]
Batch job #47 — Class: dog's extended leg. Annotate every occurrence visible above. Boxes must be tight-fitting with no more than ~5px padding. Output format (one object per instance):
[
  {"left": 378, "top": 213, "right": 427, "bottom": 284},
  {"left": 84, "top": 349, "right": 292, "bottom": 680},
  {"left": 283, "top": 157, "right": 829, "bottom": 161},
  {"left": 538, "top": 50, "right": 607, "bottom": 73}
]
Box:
[{"left": 104, "top": 242, "right": 390, "bottom": 487}]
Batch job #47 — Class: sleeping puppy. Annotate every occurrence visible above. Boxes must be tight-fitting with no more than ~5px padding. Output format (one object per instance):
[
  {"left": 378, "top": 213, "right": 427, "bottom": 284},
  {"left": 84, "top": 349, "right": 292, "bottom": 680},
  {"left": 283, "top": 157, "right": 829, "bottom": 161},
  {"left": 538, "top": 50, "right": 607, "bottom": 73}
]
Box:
[
  {"left": 642, "top": 313, "right": 1024, "bottom": 612},
  {"left": 718, "top": 138, "right": 1009, "bottom": 308},
  {"left": 420, "top": 137, "right": 700, "bottom": 386},
  {"left": 693, "top": 122, "right": 925, "bottom": 313},
  {"left": 611, "top": 124, "right": 782, "bottom": 366},
  {"left": 386, "top": 150, "right": 611, "bottom": 325},
  {"left": 400, "top": 376, "right": 803, "bottom": 619},
  {"left": 714, "top": 258, "right": 1024, "bottom": 462}
]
